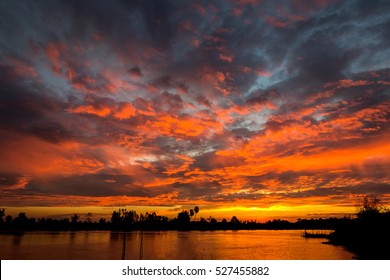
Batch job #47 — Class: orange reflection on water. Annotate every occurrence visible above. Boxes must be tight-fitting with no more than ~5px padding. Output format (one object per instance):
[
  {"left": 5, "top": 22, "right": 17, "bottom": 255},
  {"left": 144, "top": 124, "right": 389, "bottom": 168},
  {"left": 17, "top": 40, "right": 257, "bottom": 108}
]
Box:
[{"left": 0, "top": 231, "right": 355, "bottom": 260}]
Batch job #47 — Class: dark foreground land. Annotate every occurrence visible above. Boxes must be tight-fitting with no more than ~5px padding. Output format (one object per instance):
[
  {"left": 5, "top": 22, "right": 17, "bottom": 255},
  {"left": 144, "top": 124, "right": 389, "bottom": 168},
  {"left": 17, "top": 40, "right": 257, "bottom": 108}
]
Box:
[{"left": 327, "top": 212, "right": 390, "bottom": 259}]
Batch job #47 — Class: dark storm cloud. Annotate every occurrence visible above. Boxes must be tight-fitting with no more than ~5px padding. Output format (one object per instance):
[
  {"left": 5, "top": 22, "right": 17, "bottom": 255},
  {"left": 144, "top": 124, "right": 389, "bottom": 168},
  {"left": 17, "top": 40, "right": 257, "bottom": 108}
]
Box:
[
  {"left": 153, "top": 91, "right": 184, "bottom": 112},
  {"left": 0, "top": 65, "right": 119, "bottom": 146},
  {"left": 2, "top": 0, "right": 383, "bottom": 99},
  {"left": 280, "top": 182, "right": 390, "bottom": 200},
  {"left": 0, "top": 65, "right": 70, "bottom": 139},
  {"left": 0, "top": 173, "right": 25, "bottom": 189},
  {"left": 246, "top": 89, "right": 281, "bottom": 106},
  {"left": 171, "top": 180, "right": 224, "bottom": 200},
  {"left": 28, "top": 122, "right": 70, "bottom": 144},
  {"left": 128, "top": 66, "right": 143, "bottom": 78},
  {"left": 24, "top": 173, "right": 155, "bottom": 197},
  {"left": 191, "top": 151, "right": 247, "bottom": 171}
]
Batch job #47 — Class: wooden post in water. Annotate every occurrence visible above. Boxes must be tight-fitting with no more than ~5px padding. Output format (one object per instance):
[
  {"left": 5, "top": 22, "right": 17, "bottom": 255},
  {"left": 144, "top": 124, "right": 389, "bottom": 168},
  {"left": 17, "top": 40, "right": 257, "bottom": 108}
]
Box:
[
  {"left": 139, "top": 230, "right": 143, "bottom": 260},
  {"left": 121, "top": 231, "right": 126, "bottom": 260}
]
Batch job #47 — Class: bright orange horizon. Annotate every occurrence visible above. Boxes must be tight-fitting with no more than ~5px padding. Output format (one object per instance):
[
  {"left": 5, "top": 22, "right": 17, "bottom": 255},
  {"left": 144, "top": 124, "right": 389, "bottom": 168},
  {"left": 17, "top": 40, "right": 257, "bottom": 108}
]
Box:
[
  {"left": 1, "top": 1, "right": 390, "bottom": 221},
  {"left": 1, "top": 204, "right": 359, "bottom": 223}
]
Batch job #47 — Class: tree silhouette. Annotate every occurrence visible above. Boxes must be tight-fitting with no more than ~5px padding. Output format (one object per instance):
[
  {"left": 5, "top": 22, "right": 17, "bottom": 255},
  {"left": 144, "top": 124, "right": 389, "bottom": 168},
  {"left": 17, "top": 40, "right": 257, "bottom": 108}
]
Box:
[
  {"left": 111, "top": 209, "right": 139, "bottom": 230},
  {"left": 194, "top": 206, "right": 199, "bottom": 221},
  {"left": 230, "top": 216, "right": 239, "bottom": 224},
  {"left": 123, "top": 209, "right": 139, "bottom": 227},
  {"left": 0, "top": 208, "right": 5, "bottom": 224},
  {"left": 357, "top": 194, "right": 384, "bottom": 219},
  {"left": 71, "top": 214, "right": 80, "bottom": 224},
  {"left": 328, "top": 194, "right": 390, "bottom": 259},
  {"left": 190, "top": 209, "right": 194, "bottom": 220},
  {"left": 177, "top": 210, "right": 190, "bottom": 229},
  {"left": 85, "top": 213, "right": 93, "bottom": 223},
  {"left": 230, "top": 216, "right": 241, "bottom": 230},
  {"left": 111, "top": 210, "right": 121, "bottom": 226},
  {"left": 5, "top": 215, "right": 13, "bottom": 225},
  {"left": 13, "top": 212, "right": 29, "bottom": 229}
]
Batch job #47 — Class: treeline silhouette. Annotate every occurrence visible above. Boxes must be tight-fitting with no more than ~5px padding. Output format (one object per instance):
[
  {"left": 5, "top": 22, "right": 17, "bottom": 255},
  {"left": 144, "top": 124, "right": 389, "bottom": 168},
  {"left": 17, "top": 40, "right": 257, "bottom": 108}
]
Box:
[{"left": 0, "top": 207, "right": 350, "bottom": 232}]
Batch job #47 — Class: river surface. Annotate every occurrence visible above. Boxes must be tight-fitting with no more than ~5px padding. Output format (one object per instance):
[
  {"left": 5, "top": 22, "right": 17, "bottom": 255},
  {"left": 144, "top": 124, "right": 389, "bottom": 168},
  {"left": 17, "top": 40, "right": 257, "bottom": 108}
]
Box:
[{"left": 0, "top": 230, "right": 355, "bottom": 260}]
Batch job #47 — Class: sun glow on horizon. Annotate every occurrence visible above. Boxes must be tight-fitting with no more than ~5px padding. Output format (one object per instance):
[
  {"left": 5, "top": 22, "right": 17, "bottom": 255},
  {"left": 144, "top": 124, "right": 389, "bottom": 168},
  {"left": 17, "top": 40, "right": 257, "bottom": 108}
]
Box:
[{"left": 1, "top": 203, "right": 359, "bottom": 223}]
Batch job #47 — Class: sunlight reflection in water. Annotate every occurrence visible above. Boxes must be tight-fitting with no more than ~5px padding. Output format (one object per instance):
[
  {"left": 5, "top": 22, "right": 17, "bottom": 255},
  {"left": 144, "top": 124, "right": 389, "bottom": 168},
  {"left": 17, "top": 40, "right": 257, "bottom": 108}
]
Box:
[{"left": 0, "top": 230, "right": 355, "bottom": 260}]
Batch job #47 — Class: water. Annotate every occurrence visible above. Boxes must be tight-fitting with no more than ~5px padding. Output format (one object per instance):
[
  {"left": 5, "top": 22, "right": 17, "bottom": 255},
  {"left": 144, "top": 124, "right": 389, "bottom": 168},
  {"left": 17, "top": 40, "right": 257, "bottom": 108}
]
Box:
[{"left": 0, "top": 230, "right": 355, "bottom": 260}]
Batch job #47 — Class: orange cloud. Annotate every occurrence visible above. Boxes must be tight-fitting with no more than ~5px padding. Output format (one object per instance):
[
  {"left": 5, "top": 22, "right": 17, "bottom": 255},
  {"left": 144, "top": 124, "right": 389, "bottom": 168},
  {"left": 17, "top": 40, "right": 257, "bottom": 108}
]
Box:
[
  {"left": 0, "top": 133, "right": 105, "bottom": 178},
  {"left": 69, "top": 101, "right": 140, "bottom": 120},
  {"left": 256, "top": 70, "right": 273, "bottom": 77},
  {"left": 113, "top": 103, "right": 137, "bottom": 120},
  {"left": 324, "top": 79, "right": 373, "bottom": 89},
  {"left": 69, "top": 104, "right": 112, "bottom": 117},
  {"left": 45, "top": 42, "right": 68, "bottom": 76},
  {"left": 146, "top": 114, "right": 223, "bottom": 138},
  {"left": 219, "top": 54, "right": 234, "bottom": 63}
]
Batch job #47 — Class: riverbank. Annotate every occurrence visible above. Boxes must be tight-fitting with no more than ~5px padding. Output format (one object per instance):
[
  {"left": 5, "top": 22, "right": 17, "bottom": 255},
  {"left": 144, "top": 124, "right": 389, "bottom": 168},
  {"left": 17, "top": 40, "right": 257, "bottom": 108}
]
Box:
[{"left": 326, "top": 215, "right": 390, "bottom": 259}]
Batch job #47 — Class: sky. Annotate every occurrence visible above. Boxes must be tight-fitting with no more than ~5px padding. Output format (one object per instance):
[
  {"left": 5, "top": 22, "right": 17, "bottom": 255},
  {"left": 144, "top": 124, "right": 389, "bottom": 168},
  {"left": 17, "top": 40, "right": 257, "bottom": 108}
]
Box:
[{"left": 0, "top": 0, "right": 389, "bottom": 221}]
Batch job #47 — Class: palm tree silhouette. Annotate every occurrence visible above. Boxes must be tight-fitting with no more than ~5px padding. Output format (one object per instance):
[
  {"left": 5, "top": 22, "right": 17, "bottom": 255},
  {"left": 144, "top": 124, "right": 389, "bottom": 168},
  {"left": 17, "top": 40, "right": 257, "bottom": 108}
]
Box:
[{"left": 194, "top": 206, "right": 199, "bottom": 221}]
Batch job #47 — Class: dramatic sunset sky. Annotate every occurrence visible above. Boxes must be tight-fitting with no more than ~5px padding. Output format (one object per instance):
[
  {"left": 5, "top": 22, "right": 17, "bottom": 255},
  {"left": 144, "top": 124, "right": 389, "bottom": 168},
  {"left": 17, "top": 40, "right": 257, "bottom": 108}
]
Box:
[{"left": 0, "top": 0, "right": 389, "bottom": 221}]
